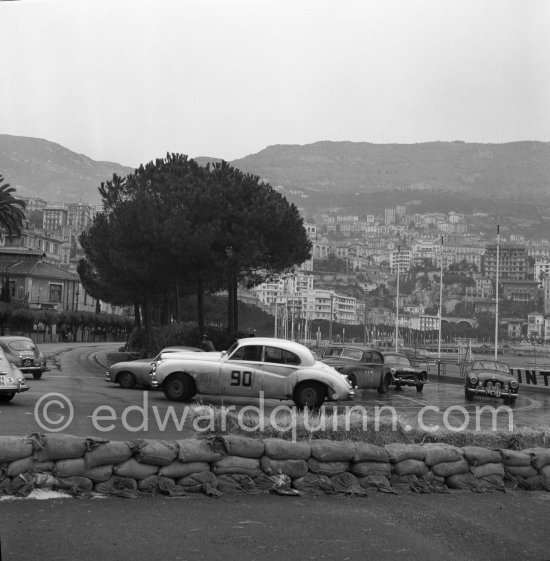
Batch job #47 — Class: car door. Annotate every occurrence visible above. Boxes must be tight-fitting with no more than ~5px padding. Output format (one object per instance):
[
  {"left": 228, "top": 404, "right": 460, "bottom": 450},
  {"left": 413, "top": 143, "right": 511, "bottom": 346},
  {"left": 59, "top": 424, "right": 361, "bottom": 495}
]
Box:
[
  {"left": 355, "top": 350, "right": 384, "bottom": 388},
  {"left": 260, "top": 345, "right": 302, "bottom": 399},
  {"left": 219, "top": 344, "right": 264, "bottom": 396}
]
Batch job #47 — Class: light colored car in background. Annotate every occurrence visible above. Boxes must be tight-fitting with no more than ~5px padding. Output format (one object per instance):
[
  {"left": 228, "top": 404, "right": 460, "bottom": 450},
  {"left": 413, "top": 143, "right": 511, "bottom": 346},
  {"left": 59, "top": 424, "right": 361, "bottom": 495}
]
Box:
[
  {"left": 106, "top": 345, "right": 203, "bottom": 389},
  {"left": 0, "top": 336, "right": 48, "bottom": 380},
  {"left": 149, "top": 337, "right": 354, "bottom": 409},
  {"left": 0, "top": 348, "right": 30, "bottom": 402}
]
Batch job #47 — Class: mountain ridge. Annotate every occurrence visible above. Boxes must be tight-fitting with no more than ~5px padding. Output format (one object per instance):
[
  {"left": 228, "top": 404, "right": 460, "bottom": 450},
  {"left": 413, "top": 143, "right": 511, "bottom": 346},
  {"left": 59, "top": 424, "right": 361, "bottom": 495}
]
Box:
[{"left": 1, "top": 134, "right": 548, "bottom": 204}]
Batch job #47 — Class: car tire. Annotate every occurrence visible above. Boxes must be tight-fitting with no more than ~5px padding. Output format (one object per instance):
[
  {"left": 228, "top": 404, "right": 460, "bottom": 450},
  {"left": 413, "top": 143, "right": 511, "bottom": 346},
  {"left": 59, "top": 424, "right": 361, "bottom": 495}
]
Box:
[
  {"left": 416, "top": 383, "right": 424, "bottom": 393},
  {"left": 0, "top": 393, "right": 15, "bottom": 402},
  {"left": 505, "top": 396, "right": 517, "bottom": 406},
  {"left": 293, "top": 381, "right": 326, "bottom": 410},
  {"left": 118, "top": 371, "right": 137, "bottom": 389},
  {"left": 464, "top": 387, "right": 474, "bottom": 401},
  {"left": 378, "top": 374, "right": 391, "bottom": 394},
  {"left": 32, "top": 372, "right": 43, "bottom": 380},
  {"left": 163, "top": 373, "right": 196, "bottom": 402}
]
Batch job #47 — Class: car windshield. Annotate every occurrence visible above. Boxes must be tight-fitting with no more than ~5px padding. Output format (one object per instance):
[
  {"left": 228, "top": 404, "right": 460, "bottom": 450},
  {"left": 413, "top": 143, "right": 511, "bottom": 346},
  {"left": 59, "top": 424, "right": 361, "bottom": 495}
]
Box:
[
  {"left": 8, "top": 340, "right": 36, "bottom": 351},
  {"left": 340, "top": 349, "right": 363, "bottom": 361},
  {"left": 384, "top": 354, "right": 411, "bottom": 366},
  {"left": 471, "top": 361, "right": 510, "bottom": 373}
]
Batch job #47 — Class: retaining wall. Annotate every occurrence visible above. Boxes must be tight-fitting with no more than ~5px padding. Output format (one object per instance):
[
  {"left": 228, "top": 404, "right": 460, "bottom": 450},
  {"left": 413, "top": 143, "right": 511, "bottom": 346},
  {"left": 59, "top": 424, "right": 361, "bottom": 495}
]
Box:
[{"left": 1, "top": 434, "right": 549, "bottom": 499}]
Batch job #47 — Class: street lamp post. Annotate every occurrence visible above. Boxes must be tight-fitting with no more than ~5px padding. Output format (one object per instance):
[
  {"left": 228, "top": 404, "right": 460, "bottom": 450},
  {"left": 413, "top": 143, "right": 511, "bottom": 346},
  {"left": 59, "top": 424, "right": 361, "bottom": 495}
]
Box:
[
  {"left": 494, "top": 225, "right": 500, "bottom": 360},
  {"left": 395, "top": 246, "right": 400, "bottom": 352},
  {"left": 438, "top": 236, "right": 444, "bottom": 360},
  {"left": 328, "top": 293, "right": 334, "bottom": 344}
]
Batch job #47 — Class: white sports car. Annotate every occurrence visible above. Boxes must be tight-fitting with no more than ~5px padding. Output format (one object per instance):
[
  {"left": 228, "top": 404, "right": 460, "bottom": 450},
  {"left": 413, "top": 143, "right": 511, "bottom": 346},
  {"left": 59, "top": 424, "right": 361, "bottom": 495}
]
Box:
[{"left": 149, "top": 337, "right": 354, "bottom": 408}]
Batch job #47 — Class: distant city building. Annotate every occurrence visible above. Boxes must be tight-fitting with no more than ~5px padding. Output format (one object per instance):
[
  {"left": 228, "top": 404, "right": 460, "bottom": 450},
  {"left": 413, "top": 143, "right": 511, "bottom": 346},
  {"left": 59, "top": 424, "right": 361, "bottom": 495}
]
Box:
[{"left": 484, "top": 243, "right": 529, "bottom": 281}]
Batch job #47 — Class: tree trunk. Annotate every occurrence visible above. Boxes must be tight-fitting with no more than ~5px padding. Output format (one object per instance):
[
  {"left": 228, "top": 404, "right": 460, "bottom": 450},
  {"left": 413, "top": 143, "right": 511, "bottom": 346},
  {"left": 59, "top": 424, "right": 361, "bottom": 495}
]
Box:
[
  {"left": 197, "top": 277, "right": 205, "bottom": 335},
  {"left": 232, "top": 275, "right": 239, "bottom": 333},
  {"left": 227, "top": 274, "right": 234, "bottom": 335}
]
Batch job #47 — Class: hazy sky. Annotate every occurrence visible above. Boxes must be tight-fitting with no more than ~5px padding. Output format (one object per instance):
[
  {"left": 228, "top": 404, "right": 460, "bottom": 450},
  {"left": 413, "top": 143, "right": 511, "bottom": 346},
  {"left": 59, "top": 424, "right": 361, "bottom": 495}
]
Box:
[{"left": 2, "top": 0, "right": 549, "bottom": 168}]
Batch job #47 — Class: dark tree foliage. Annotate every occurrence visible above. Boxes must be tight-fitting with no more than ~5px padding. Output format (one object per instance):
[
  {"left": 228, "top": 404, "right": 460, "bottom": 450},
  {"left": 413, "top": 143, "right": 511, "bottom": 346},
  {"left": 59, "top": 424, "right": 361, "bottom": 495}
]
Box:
[
  {"left": 79, "top": 155, "right": 312, "bottom": 335},
  {"left": 0, "top": 175, "right": 26, "bottom": 237}
]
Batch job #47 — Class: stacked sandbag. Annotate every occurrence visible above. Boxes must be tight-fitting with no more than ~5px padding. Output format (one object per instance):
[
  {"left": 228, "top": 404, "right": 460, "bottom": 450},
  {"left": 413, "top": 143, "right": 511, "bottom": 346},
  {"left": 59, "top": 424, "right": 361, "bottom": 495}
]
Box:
[
  {"left": 446, "top": 446, "right": 505, "bottom": 492},
  {"left": 260, "top": 438, "right": 310, "bottom": 482},
  {"left": 210, "top": 435, "right": 263, "bottom": 492},
  {"left": 500, "top": 449, "right": 537, "bottom": 481},
  {"left": 424, "top": 443, "right": 467, "bottom": 491},
  {"left": 351, "top": 442, "right": 391, "bottom": 491},
  {"left": 516, "top": 448, "right": 550, "bottom": 491},
  {"left": 307, "top": 439, "right": 354, "bottom": 477},
  {"left": 385, "top": 443, "right": 428, "bottom": 491}
]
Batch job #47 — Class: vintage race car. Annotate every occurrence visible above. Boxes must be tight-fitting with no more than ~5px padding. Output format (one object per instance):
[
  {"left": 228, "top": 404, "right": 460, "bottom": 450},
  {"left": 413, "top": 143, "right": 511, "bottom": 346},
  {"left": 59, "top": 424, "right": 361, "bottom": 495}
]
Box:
[
  {"left": 464, "top": 360, "right": 518, "bottom": 404},
  {"left": 0, "top": 336, "right": 48, "bottom": 380},
  {"left": 0, "top": 348, "right": 30, "bottom": 402},
  {"left": 149, "top": 337, "right": 354, "bottom": 408},
  {"left": 320, "top": 345, "right": 427, "bottom": 392},
  {"left": 106, "top": 346, "right": 203, "bottom": 389}
]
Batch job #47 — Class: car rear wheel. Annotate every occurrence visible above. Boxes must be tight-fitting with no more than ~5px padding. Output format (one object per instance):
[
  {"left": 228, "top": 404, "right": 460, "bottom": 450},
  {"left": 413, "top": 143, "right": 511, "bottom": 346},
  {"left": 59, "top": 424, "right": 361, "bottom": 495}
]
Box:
[
  {"left": 378, "top": 374, "right": 391, "bottom": 394},
  {"left": 163, "top": 373, "right": 196, "bottom": 402},
  {"left": 0, "top": 393, "right": 15, "bottom": 402},
  {"left": 32, "top": 372, "right": 43, "bottom": 380},
  {"left": 118, "top": 371, "right": 137, "bottom": 389},
  {"left": 293, "top": 381, "right": 326, "bottom": 409}
]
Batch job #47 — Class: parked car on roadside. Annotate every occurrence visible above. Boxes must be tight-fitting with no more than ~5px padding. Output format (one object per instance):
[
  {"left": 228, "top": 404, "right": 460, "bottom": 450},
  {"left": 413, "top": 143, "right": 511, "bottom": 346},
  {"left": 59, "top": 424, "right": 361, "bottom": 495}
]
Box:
[
  {"left": 106, "top": 346, "right": 204, "bottom": 389},
  {"left": 464, "top": 359, "right": 518, "bottom": 404},
  {"left": 320, "top": 345, "right": 428, "bottom": 392},
  {"left": 0, "top": 348, "right": 30, "bottom": 402},
  {"left": 149, "top": 337, "right": 354, "bottom": 409},
  {"left": 0, "top": 336, "right": 48, "bottom": 379}
]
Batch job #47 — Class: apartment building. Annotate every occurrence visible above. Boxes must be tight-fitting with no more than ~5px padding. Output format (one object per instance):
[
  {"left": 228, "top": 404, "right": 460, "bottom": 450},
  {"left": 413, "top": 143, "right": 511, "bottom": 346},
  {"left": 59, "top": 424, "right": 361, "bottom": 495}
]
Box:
[{"left": 484, "top": 243, "right": 529, "bottom": 281}]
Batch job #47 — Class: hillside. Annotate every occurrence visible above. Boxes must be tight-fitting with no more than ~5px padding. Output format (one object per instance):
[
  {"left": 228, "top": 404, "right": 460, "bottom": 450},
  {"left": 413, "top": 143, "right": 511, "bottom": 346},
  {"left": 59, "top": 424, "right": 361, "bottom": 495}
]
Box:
[
  {"left": 0, "top": 134, "right": 134, "bottom": 203},
  {"left": 1, "top": 135, "right": 549, "bottom": 208},
  {"left": 230, "top": 140, "right": 550, "bottom": 199}
]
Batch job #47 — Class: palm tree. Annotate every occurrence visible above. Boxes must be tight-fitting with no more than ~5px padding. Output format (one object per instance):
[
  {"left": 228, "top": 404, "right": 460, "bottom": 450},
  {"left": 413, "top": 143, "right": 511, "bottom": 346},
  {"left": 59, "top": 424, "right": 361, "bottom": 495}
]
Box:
[{"left": 0, "top": 176, "right": 26, "bottom": 237}]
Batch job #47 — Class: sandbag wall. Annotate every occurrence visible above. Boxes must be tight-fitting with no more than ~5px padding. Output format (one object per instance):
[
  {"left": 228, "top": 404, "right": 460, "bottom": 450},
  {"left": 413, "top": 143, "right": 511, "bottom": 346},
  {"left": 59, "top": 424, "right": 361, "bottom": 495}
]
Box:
[{"left": 1, "top": 434, "right": 550, "bottom": 498}]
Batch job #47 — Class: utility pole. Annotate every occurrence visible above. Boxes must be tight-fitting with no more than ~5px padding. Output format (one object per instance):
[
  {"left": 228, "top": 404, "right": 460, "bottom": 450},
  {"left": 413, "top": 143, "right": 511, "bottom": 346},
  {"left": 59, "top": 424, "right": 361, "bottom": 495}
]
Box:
[
  {"left": 438, "top": 236, "right": 444, "bottom": 360},
  {"left": 494, "top": 225, "right": 500, "bottom": 360},
  {"left": 395, "top": 246, "right": 400, "bottom": 352}
]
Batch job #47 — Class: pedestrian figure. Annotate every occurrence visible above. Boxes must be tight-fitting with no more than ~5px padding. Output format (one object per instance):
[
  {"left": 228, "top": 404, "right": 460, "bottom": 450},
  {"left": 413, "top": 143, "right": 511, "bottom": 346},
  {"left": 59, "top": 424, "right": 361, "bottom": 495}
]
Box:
[{"left": 200, "top": 334, "right": 215, "bottom": 351}]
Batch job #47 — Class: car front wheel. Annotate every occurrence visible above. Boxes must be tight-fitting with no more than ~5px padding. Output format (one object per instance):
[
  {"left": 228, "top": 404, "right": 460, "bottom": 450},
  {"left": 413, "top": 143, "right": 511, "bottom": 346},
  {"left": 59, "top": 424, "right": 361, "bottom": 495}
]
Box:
[
  {"left": 33, "top": 372, "right": 43, "bottom": 380},
  {"left": 464, "top": 387, "right": 474, "bottom": 401},
  {"left": 293, "top": 381, "right": 326, "bottom": 409},
  {"left": 118, "top": 371, "right": 136, "bottom": 389},
  {"left": 163, "top": 373, "right": 196, "bottom": 402},
  {"left": 0, "top": 393, "right": 15, "bottom": 402},
  {"left": 416, "top": 383, "right": 424, "bottom": 393}
]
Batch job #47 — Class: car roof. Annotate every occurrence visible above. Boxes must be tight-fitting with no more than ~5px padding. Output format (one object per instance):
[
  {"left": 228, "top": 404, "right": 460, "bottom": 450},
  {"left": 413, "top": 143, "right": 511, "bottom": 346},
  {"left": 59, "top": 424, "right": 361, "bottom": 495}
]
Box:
[
  {"left": 0, "top": 336, "right": 35, "bottom": 342},
  {"left": 324, "top": 344, "right": 380, "bottom": 351},
  {"left": 235, "top": 337, "right": 316, "bottom": 366}
]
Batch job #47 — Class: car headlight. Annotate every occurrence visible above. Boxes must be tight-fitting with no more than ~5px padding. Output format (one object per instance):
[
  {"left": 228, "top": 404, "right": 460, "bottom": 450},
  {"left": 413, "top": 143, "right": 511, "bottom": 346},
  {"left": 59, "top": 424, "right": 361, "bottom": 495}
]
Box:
[
  {"left": 469, "top": 375, "right": 478, "bottom": 385},
  {"left": 510, "top": 379, "right": 518, "bottom": 389}
]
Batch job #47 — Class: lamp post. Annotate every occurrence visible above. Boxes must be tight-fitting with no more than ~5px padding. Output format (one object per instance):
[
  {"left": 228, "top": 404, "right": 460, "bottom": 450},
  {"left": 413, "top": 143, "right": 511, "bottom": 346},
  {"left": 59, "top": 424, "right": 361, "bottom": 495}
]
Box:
[
  {"left": 438, "top": 236, "right": 444, "bottom": 360},
  {"left": 328, "top": 293, "right": 334, "bottom": 344},
  {"left": 75, "top": 289, "right": 80, "bottom": 311},
  {"left": 494, "top": 225, "right": 500, "bottom": 360},
  {"left": 395, "top": 246, "right": 400, "bottom": 352}
]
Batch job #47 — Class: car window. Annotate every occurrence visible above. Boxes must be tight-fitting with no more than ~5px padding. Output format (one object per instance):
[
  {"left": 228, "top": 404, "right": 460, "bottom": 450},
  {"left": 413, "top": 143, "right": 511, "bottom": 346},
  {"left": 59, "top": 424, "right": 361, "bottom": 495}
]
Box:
[
  {"left": 8, "top": 340, "right": 36, "bottom": 351},
  {"left": 230, "top": 345, "right": 263, "bottom": 362},
  {"left": 264, "top": 346, "right": 301, "bottom": 365},
  {"left": 323, "top": 347, "right": 343, "bottom": 358},
  {"left": 341, "top": 348, "right": 362, "bottom": 361},
  {"left": 385, "top": 354, "right": 410, "bottom": 366}
]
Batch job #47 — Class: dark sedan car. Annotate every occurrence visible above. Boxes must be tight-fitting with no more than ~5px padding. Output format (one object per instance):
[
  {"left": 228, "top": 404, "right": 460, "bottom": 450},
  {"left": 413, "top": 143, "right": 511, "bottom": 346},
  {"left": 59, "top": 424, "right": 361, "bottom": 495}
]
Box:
[
  {"left": 464, "top": 360, "right": 518, "bottom": 404},
  {"left": 321, "top": 345, "right": 427, "bottom": 392}
]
